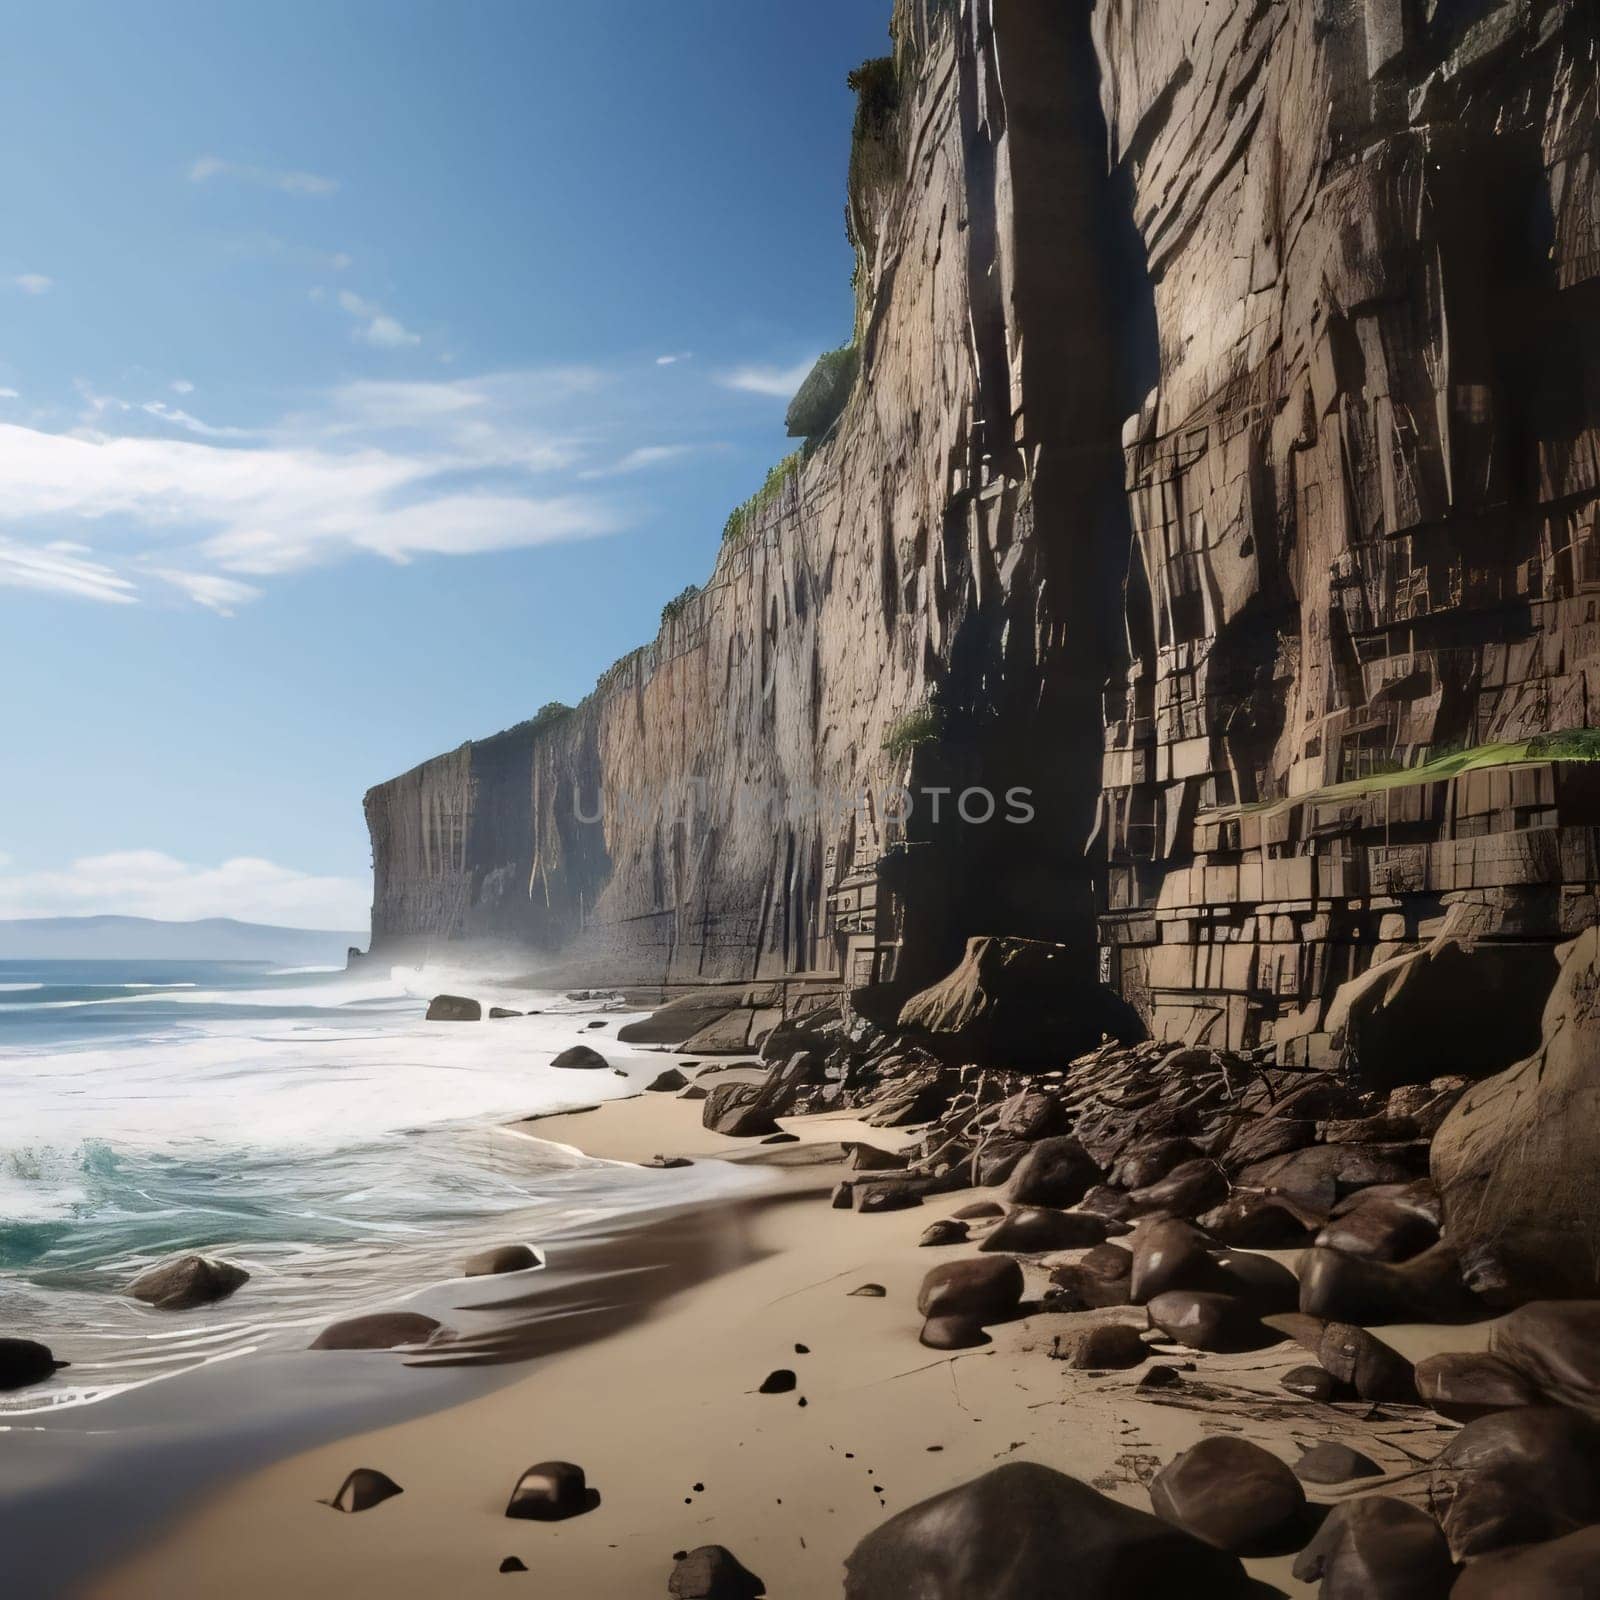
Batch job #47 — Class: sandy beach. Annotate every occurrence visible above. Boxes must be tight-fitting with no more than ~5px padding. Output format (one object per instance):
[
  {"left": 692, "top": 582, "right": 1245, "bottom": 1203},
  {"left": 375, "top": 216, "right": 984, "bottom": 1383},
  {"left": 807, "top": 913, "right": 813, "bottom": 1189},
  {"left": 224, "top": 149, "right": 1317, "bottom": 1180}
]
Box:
[{"left": 82, "top": 1072, "right": 1477, "bottom": 1599}]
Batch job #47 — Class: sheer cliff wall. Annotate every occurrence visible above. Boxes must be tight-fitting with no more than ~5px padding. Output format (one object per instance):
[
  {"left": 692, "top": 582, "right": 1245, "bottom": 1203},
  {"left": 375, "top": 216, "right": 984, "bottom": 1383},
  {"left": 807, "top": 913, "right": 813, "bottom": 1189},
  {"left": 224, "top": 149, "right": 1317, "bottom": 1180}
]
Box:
[{"left": 366, "top": 0, "right": 1143, "bottom": 997}]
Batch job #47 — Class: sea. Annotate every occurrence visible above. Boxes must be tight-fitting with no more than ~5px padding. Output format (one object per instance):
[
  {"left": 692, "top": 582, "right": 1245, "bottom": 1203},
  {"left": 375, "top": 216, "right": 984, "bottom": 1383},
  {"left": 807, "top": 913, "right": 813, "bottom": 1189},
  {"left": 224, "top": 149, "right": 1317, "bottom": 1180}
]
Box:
[{"left": 0, "top": 957, "right": 754, "bottom": 1416}]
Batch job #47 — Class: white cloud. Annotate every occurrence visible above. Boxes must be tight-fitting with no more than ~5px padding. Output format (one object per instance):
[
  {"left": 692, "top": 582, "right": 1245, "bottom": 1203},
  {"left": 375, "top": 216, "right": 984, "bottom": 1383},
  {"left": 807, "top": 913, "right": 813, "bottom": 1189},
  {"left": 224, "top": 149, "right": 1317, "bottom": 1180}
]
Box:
[
  {"left": 656, "top": 352, "right": 692, "bottom": 366},
  {"left": 0, "top": 536, "right": 138, "bottom": 605},
  {"left": 149, "top": 568, "right": 263, "bottom": 615},
  {"left": 716, "top": 357, "right": 816, "bottom": 399},
  {"left": 188, "top": 156, "right": 338, "bottom": 197},
  {"left": 0, "top": 387, "right": 17, "bottom": 400},
  {"left": 334, "top": 289, "right": 421, "bottom": 349},
  {"left": 171, "top": 379, "right": 194, "bottom": 394},
  {"left": 13, "top": 274, "right": 52, "bottom": 295},
  {"left": 0, "top": 850, "right": 368, "bottom": 929},
  {"left": 578, "top": 443, "right": 697, "bottom": 480}
]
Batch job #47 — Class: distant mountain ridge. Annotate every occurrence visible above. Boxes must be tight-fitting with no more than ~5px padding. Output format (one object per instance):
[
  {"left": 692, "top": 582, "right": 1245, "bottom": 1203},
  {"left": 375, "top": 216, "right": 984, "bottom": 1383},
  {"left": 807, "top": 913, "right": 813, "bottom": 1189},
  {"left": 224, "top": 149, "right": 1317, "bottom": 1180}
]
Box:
[{"left": 0, "top": 916, "right": 366, "bottom": 964}]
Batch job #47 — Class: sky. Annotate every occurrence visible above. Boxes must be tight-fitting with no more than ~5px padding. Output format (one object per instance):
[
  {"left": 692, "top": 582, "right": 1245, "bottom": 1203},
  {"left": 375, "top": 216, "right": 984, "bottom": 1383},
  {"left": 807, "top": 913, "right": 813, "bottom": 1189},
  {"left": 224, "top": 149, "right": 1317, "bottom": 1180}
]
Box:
[{"left": 0, "top": 0, "right": 890, "bottom": 931}]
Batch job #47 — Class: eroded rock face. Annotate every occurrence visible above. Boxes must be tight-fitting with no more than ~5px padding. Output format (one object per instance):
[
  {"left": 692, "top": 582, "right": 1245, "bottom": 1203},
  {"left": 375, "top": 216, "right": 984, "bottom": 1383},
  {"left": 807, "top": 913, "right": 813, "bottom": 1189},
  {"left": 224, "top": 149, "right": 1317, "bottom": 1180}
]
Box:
[{"left": 1433, "top": 928, "right": 1600, "bottom": 1302}]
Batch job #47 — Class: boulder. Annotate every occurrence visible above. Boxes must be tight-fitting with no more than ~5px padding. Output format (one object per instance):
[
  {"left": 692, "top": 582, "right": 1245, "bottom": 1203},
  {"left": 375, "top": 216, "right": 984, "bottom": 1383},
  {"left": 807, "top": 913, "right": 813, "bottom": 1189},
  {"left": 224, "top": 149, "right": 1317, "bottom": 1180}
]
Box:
[
  {"left": 1293, "top": 1441, "right": 1382, "bottom": 1484},
  {"left": 1206, "top": 1249, "right": 1298, "bottom": 1314},
  {"left": 1414, "top": 1351, "right": 1539, "bottom": 1421},
  {"left": 1264, "top": 1314, "right": 1417, "bottom": 1402},
  {"left": 993, "top": 1089, "right": 1067, "bottom": 1142},
  {"left": 842, "top": 1462, "right": 1247, "bottom": 1599},
  {"left": 979, "top": 1207, "right": 1109, "bottom": 1253},
  {"left": 646, "top": 1067, "right": 690, "bottom": 1092},
  {"left": 952, "top": 1199, "right": 1005, "bottom": 1219},
  {"left": 505, "top": 1460, "right": 597, "bottom": 1521},
  {"left": 669, "top": 1545, "right": 765, "bottom": 1599},
  {"left": 1044, "top": 1264, "right": 1132, "bottom": 1311},
  {"left": 426, "top": 993, "right": 481, "bottom": 1021},
  {"left": 0, "top": 1338, "right": 66, "bottom": 1391},
  {"left": 1004, "top": 1136, "right": 1103, "bottom": 1209},
  {"left": 1450, "top": 1525, "right": 1600, "bottom": 1600},
  {"left": 919, "top": 1314, "right": 989, "bottom": 1350},
  {"left": 1218, "top": 1116, "right": 1319, "bottom": 1172},
  {"left": 487, "top": 1007, "right": 523, "bottom": 1019},
  {"left": 917, "top": 1257, "right": 1023, "bottom": 1323},
  {"left": 701, "top": 1081, "right": 777, "bottom": 1139},
  {"left": 550, "top": 1044, "right": 609, "bottom": 1070},
  {"left": 919, "top": 1219, "right": 970, "bottom": 1247},
  {"left": 310, "top": 1312, "right": 445, "bottom": 1350},
  {"left": 1128, "top": 1219, "right": 1213, "bottom": 1304},
  {"left": 973, "top": 1138, "right": 1031, "bottom": 1188},
  {"left": 1433, "top": 928, "right": 1600, "bottom": 1301},
  {"left": 757, "top": 1369, "right": 795, "bottom": 1394},
  {"left": 1429, "top": 1406, "right": 1600, "bottom": 1558},
  {"left": 1075, "top": 1184, "right": 1137, "bottom": 1223},
  {"left": 1197, "top": 1192, "right": 1315, "bottom": 1248},
  {"left": 1148, "top": 1436, "right": 1306, "bottom": 1555},
  {"left": 1145, "top": 1290, "right": 1271, "bottom": 1353},
  {"left": 616, "top": 990, "right": 736, "bottom": 1046},
  {"left": 848, "top": 1283, "right": 887, "bottom": 1297},
  {"left": 847, "top": 1142, "right": 910, "bottom": 1172},
  {"left": 895, "top": 936, "right": 1141, "bottom": 1067},
  {"left": 1297, "top": 1242, "right": 1481, "bottom": 1325},
  {"left": 127, "top": 1254, "right": 249, "bottom": 1310},
  {"left": 1487, "top": 1300, "right": 1600, "bottom": 1418},
  {"left": 1110, "top": 1137, "right": 1202, "bottom": 1190},
  {"left": 464, "top": 1244, "right": 538, "bottom": 1277},
  {"left": 322, "top": 1468, "right": 403, "bottom": 1513},
  {"left": 1126, "top": 1159, "right": 1227, "bottom": 1219},
  {"left": 1280, "top": 1364, "right": 1350, "bottom": 1403},
  {"left": 1238, "top": 1143, "right": 1424, "bottom": 1217},
  {"left": 1290, "top": 1496, "right": 1453, "bottom": 1600},
  {"left": 1314, "top": 1197, "right": 1440, "bottom": 1261},
  {"left": 1063, "top": 1322, "right": 1147, "bottom": 1370},
  {"left": 1326, "top": 925, "right": 1558, "bottom": 1089}
]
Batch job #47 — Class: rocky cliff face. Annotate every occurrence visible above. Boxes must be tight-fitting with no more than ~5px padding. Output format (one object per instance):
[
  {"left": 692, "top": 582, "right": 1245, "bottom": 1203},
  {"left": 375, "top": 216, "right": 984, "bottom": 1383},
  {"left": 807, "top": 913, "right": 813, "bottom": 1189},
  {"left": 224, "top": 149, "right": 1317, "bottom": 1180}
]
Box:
[{"left": 368, "top": 0, "right": 1600, "bottom": 1058}]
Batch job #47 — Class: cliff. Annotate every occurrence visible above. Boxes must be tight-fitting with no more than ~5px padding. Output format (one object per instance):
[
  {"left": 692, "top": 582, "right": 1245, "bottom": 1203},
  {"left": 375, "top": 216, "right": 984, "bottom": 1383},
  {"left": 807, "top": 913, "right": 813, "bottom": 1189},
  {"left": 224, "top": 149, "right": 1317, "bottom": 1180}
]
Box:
[{"left": 367, "top": 0, "right": 1600, "bottom": 1053}]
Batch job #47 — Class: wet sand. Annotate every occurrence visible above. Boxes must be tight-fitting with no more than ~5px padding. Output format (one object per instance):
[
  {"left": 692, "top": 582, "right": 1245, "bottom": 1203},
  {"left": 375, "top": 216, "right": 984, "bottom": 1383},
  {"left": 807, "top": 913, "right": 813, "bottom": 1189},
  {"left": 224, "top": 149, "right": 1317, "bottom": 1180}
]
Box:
[{"left": 82, "top": 1088, "right": 1474, "bottom": 1599}]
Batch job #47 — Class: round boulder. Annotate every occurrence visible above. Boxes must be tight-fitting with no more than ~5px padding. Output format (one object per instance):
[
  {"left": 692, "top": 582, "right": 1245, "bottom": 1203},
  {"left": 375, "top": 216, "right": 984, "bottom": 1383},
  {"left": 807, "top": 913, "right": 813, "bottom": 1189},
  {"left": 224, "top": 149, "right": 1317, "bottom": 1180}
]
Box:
[
  {"left": 322, "top": 1468, "right": 403, "bottom": 1513},
  {"left": 310, "top": 1311, "right": 445, "bottom": 1351},
  {"left": 917, "top": 1257, "right": 1023, "bottom": 1324},
  {"left": 504, "top": 1460, "right": 598, "bottom": 1521},
  {"left": 464, "top": 1244, "right": 538, "bottom": 1278},
  {"left": 0, "top": 1338, "right": 67, "bottom": 1391},
  {"left": 1149, "top": 1436, "right": 1305, "bottom": 1555},
  {"left": 668, "top": 1545, "right": 765, "bottom": 1599},
  {"left": 550, "top": 1044, "right": 609, "bottom": 1070},
  {"left": 127, "top": 1254, "right": 249, "bottom": 1310},
  {"left": 1291, "top": 1496, "right": 1453, "bottom": 1600},
  {"left": 979, "top": 1206, "right": 1108, "bottom": 1253}
]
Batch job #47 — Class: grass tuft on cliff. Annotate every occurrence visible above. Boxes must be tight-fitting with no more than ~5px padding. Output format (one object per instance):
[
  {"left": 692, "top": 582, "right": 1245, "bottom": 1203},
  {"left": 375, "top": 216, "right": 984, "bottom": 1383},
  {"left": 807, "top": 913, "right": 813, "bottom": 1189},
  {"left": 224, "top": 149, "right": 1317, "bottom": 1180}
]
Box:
[
  {"left": 660, "top": 583, "right": 701, "bottom": 628},
  {"left": 883, "top": 701, "right": 942, "bottom": 762},
  {"left": 723, "top": 452, "right": 802, "bottom": 545}
]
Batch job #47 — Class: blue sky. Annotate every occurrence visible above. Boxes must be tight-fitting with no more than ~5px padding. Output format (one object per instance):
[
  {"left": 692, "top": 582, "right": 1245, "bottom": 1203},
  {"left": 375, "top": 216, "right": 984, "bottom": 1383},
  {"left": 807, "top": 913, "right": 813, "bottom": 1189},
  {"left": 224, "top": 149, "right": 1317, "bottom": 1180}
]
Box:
[{"left": 0, "top": 1, "right": 889, "bottom": 930}]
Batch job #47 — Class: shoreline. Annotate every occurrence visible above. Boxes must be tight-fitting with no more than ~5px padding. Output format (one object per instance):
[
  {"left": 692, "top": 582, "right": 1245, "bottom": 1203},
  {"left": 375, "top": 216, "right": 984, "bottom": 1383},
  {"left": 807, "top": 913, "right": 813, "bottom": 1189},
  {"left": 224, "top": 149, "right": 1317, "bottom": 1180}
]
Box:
[{"left": 76, "top": 1067, "right": 1474, "bottom": 1600}]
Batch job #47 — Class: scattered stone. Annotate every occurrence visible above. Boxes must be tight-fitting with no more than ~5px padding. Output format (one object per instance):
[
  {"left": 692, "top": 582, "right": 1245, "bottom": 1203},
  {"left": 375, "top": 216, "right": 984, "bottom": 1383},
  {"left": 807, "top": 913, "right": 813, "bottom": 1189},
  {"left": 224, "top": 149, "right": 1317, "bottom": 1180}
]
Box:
[
  {"left": 488, "top": 1007, "right": 523, "bottom": 1019},
  {"left": 0, "top": 1338, "right": 67, "bottom": 1391},
  {"left": 1294, "top": 1441, "right": 1382, "bottom": 1484},
  {"left": 127, "top": 1254, "right": 249, "bottom": 1310},
  {"left": 464, "top": 1244, "right": 538, "bottom": 1277},
  {"left": 919, "top": 1315, "right": 989, "bottom": 1350},
  {"left": 646, "top": 1067, "right": 690, "bottom": 1092},
  {"left": 1137, "top": 1364, "right": 1184, "bottom": 1390},
  {"left": 917, "top": 1257, "right": 1023, "bottom": 1323},
  {"left": 310, "top": 1312, "right": 445, "bottom": 1351},
  {"left": 1450, "top": 1524, "right": 1600, "bottom": 1600},
  {"left": 426, "top": 994, "right": 480, "bottom": 1021},
  {"left": 1063, "top": 1322, "right": 1146, "bottom": 1370},
  {"left": 679, "top": 1084, "right": 709, "bottom": 1101},
  {"left": 551, "top": 1044, "right": 609, "bottom": 1070},
  {"left": 1291, "top": 1496, "right": 1454, "bottom": 1600},
  {"left": 322, "top": 1468, "right": 403, "bottom": 1513},
  {"left": 668, "top": 1544, "right": 765, "bottom": 1599},
  {"left": 1145, "top": 1291, "right": 1271, "bottom": 1353},
  {"left": 757, "top": 1369, "right": 796, "bottom": 1394},
  {"left": 1280, "top": 1364, "right": 1349, "bottom": 1403},
  {"left": 978, "top": 1206, "right": 1108, "bottom": 1253},
  {"left": 1149, "top": 1436, "right": 1306, "bottom": 1555},
  {"left": 919, "top": 1219, "right": 969, "bottom": 1247},
  {"left": 504, "top": 1460, "right": 597, "bottom": 1521},
  {"left": 952, "top": 1199, "right": 1005, "bottom": 1220},
  {"left": 499, "top": 1556, "right": 527, "bottom": 1573},
  {"left": 842, "top": 1461, "right": 1245, "bottom": 1598},
  {"left": 848, "top": 1283, "right": 887, "bottom": 1297},
  {"left": 1414, "top": 1350, "right": 1540, "bottom": 1420},
  {"left": 1004, "top": 1135, "right": 1103, "bottom": 1209},
  {"left": 644, "top": 1155, "right": 693, "bottom": 1169},
  {"left": 1264, "top": 1314, "right": 1417, "bottom": 1402},
  {"left": 1430, "top": 1406, "right": 1600, "bottom": 1558}
]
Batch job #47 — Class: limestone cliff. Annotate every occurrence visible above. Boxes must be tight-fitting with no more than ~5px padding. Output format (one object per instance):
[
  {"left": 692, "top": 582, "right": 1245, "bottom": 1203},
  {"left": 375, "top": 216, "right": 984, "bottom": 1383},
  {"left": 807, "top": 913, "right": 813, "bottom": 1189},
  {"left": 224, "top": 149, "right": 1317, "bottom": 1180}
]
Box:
[{"left": 367, "top": 0, "right": 1600, "bottom": 1056}]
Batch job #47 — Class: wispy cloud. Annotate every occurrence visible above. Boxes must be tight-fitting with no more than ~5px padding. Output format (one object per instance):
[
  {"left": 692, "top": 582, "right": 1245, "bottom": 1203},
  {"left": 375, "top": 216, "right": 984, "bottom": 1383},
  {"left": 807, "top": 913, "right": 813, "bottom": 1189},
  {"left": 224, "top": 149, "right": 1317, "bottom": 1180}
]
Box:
[
  {"left": 170, "top": 379, "right": 195, "bottom": 395},
  {"left": 13, "top": 274, "right": 53, "bottom": 295},
  {"left": 333, "top": 289, "right": 421, "bottom": 349},
  {"left": 716, "top": 357, "right": 816, "bottom": 399},
  {"left": 0, "top": 849, "right": 368, "bottom": 929},
  {"left": 578, "top": 443, "right": 700, "bottom": 480},
  {"left": 656, "top": 352, "right": 692, "bottom": 366},
  {"left": 0, "top": 536, "right": 138, "bottom": 605},
  {"left": 188, "top": 155, "right": 338, "bottom": 197},
  {"left": 0, "top": 388, "right": 18, "bottom": 400},
  {"left": 149, "top": 568, "right": 263, "bottom": 615}
]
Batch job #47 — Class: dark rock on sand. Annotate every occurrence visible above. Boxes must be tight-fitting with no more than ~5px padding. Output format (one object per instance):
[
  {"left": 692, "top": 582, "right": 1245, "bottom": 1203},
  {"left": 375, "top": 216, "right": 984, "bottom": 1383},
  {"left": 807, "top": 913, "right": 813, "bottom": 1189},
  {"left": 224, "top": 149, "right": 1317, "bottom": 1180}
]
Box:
[
  {"left": 1126, "top": 1159, "right": 1227, "bottom": 1219},
  {"left": 1238, "top": 1143, "right": 1423, "bottom": 1217},
  {"left": 919, "top": 1314, "right": 989, "bottom": 1350},
  {"left": 979, "top": 1206, "right": 1108, "bottom": 1253},
  {"left": 1044, "top": 1265, "right": 1132, "bottom": 1312},
  {"left": 1314, "top": 1197, "right": 1439, "bottom": 1261},
  {"left": 1294, "top": 1441, "right": 1382, "bottom": 1484},
  {"left": 551, "top": 1044, "right": 609, "bottom": 1070},
  {"left": 322, "top": 1468, "right": 403, "bottom": 1513},
  {"left": 1297, "top": 1242, "right": 1480, "bottom": 1325},
  {"left": 919, "top": 1220, "right": 969, "bottom": 1247},
  {"left": 1004, "top": 1135, "right": 1102, "bottom": 1209},
  {"left": 464, "top": 1244, "right": 538, "bottom": 1277},
  {"left": 499, "top": 1556, "right": 527, "bottom": 1572},
  {"left": 646, "top": 1067, "right": 690, "bottom": 1092},
  {"left": 917, "top": 1257, "right": 1023, "bottom": 1323},
  {"left": 488, "top": 1007, "right": 523, "bottom": 1019},
  {"left": 1487, "top": 1300, "right": 1600, "bottom": 1419},
  {"left": 1063, "top": 1323, "right": 1146, "bottom": 1370},
  {"left": 1265, "top": 1314, "right": 1418, "bottom": 1403},
  {"left": 1197, "top": 1192, "right": 1315, "bottom": 1248},
  {"left": 668, "top": 1544, "right": 766, "bottom": 1599},
  {"left": 505, "top": 1460, "right": 598, "bottom": 1521},
  {"left": 679, "top": 1084, "right": 709, "bottom": 1101},
  {"left": 757, "top": 1369, "right": 796, "bottom": 1394},
  {"left": 644, "top": 1155, "right": 693, "bottom": 1169},
  {"left": 843, "top": 1461, "right": 1246, "bottom": 1599},
  {"left": 855, "top": 1180, "right": 926, "bottom": 1214},
  {"left": 310, "top": 1312, "right": 444, "bottom": 1351},
  {"left": 1450, "top": 1525, "right": 1600, "bottom": 1600},
  {"left": 1291, "top": 1496, "right": 1453, "bottom": 1600},
  {"left": 1280, "top": 1364, "right": 1348, "bottom": 1403},
  {"left": 128, "top": 1254, "right": 249, "bottom": 1310},
  {"left": 1150, "top": 1436, "right": 1305, "bottom": 1556},
  {"left": 0, "top": 1338, "right": 67, "bottom": 1391},
  {"left": 1414, "top": 1350, "right": 1539, "bottom": 1420},
  {"left": 847, "top": 1142, "right": 909, "bottom": 1172},
  {"left": 701, "top": 1081, "right": 777, "bottom": 1138},
  {"left": 1430, "top": 1406, "right": 1600, "bottom": 1558},
  {"left": 1207, "top": 1248, "right": 1298, "bottom": 1314},
  {"left": 1128, "top": 1219, "right": 1213, "bottom": 1304},
  {"left": 1145, "top": 1291, "right": 1271, "bottom": 1353},
  {"left": 952, "top": 1199, "right": 1004, "bottom": 1220},
  {"left": 426, "top": 994, "right": 480, "bottom": 1021},
  {"left": 848, "top": 1283, "right": 886, "bottom": 1297},
  {"left": 972, "top": 1138, "right": 1030, "bottom": 1187},
  {"left": 993, "top": 1089, "right": 1067, "bottom": 1142}
]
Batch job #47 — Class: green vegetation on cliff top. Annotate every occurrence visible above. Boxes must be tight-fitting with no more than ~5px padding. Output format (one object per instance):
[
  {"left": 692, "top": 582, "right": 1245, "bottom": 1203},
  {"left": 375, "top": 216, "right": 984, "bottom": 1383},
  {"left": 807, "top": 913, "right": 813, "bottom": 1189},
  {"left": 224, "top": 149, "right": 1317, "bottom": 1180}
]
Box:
[{"left": 722, "top": 451, "right": 803, "bottom": 546}]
